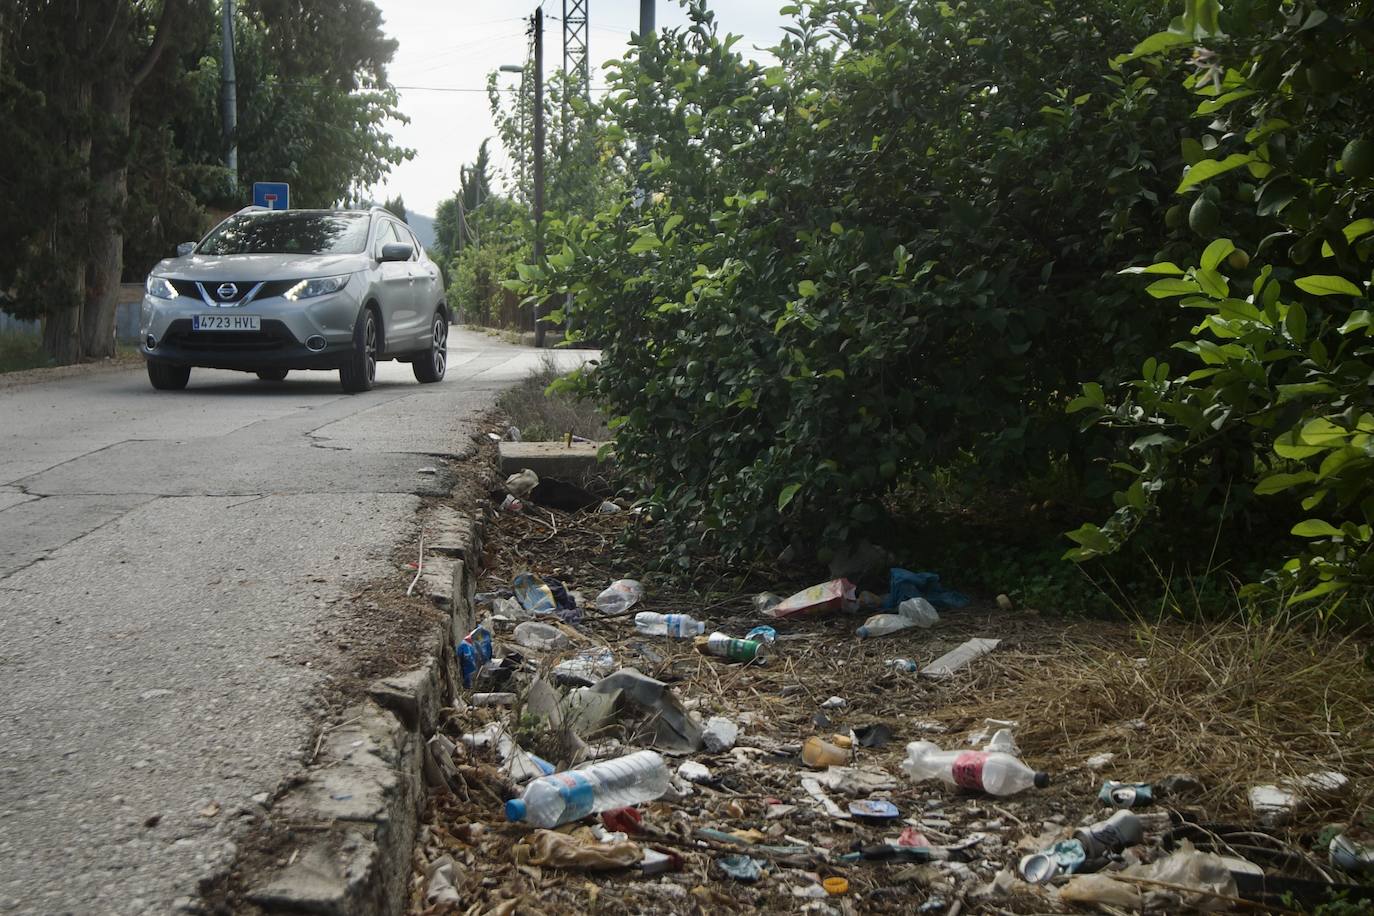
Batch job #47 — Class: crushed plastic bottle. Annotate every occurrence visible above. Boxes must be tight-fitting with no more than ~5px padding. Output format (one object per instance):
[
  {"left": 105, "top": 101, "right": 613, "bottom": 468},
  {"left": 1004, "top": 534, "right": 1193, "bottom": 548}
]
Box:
[
  {"left": 512, "top": 620, "right": 571, "bottom": 651},
  {"left": 857, "top": 596, "right": 940, "bottom": 638},
  {"left": 505, "top": 750, "right": 669, "bottom": 828},
  {"left": 901, "top": 740, "right": 1048, "bottom": 796},
  {"left": 595, "top": 579, "right": 644, "bottom": 614},
  {"left": 885, "top": 658, "right": 919, "bottom": 673},
  {"left": 634, "top": 611, "right": 705, "bottom": 637},
  {"left": 752, "top": 592, "right": 782, "bottom": 615},
  {"left": 897, "top": 596, "right": 940, "bottom": 627}
]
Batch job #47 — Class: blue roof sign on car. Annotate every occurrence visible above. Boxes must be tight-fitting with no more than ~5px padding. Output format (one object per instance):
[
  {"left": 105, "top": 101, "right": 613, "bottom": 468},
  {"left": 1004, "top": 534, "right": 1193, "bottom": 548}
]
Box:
[{"left": 252, "top": 182, "right": 289, "bottom": 210}]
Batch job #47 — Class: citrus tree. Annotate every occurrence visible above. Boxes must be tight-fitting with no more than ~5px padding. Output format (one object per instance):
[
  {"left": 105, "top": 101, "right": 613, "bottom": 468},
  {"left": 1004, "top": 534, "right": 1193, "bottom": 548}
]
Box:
[
  {"left": 1066, "top": 0, "right": 1374, "bottom": 611},
  {"left": 521, "top": 0, "right": 1191, "bottom": 566}
]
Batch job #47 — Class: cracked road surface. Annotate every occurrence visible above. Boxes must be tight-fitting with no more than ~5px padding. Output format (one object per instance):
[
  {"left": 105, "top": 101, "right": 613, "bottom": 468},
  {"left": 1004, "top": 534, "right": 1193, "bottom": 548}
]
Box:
[{"left": 0, "top": 331, "right": 592, "bottom": 915}]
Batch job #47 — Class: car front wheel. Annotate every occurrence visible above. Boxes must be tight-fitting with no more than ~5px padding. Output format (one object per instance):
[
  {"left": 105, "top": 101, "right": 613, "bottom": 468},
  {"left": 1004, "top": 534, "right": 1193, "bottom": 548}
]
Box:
[
  {"left": 147, "top": 360, "right": 190, "bottom": 391},
  {"left": 412, "top": 311, "right": 447, "bottom": 384},
  {"left": 339, "top": 308, "right": 378, "bottom": 394}
]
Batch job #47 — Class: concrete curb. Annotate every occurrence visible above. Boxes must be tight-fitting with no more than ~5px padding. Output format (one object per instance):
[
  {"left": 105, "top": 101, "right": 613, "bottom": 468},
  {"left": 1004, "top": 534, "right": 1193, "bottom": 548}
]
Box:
[{"left": 245, "top": 503, "right": 484, "bottom": 915}]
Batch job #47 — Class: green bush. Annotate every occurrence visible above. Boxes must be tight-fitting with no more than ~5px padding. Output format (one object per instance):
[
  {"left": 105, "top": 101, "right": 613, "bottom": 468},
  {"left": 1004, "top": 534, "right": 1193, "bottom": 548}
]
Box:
[
  {"left": 523, "top": 0, "right": 1192, "bottom": 566},
  {"left": 1068, "top": 0, "right": 1374, "bottom": 615}
]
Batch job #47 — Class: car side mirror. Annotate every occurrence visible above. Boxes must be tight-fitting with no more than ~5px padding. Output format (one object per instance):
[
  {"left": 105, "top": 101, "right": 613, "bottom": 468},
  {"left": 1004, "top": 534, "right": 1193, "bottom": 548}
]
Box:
[
  {"left": 379, "top": 242, "right": 413, "bottom": 262},
  {"left": 176, "top": 241, "right": 196, "bottom": 257}
]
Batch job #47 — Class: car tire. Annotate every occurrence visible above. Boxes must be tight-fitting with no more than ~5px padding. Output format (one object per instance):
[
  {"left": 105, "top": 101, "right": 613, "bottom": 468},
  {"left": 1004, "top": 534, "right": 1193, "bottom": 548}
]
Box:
[
  {"left": 412, "top": 311, "right": 448, "bottom": 384},
  {"left": 147, "top": 360, "right": 191, "bottom": 391},
  {"left": 256, "top": 369, "right": 289, "bottom": 381},
  {"left": 339, "top": 307, "right": 378, "bottom": 394}
]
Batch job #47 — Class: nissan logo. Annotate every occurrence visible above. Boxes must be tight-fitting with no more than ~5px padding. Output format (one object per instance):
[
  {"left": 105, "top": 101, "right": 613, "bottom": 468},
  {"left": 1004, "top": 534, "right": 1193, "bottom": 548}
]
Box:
[{"left": 216, "top": 283, "right": 239, "bottom": 299}]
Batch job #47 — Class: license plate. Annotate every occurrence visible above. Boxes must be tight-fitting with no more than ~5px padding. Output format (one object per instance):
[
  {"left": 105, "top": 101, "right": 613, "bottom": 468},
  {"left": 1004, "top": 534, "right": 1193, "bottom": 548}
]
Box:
[{"left": 192, "top": 314, "right": 260, "bottom": 331}]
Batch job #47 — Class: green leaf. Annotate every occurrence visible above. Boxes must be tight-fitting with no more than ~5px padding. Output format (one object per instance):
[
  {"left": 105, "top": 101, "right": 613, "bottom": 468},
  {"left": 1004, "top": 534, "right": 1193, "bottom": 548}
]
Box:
[
  {"left": 1119, "top": 262, "right": 1185, "bottom": 276},
  {"left": 1177, "top": 154, "right": 1254, "bottom": 191},
  {"left": 1064, "top": 523, "right": 1115, "bottom": 556},
  {"left": 1254, "top": 471, "right": 1316, "bottom": 495},
  {"left": 662, "top": 214, "right": 684, "bottom": 236},
  {"left": 777, "top": 483, "right": 801, "bottom": 512},
  {"left": 1200, "top": 239, "right": 1235, "bottom": 272},
  {"left": 628, "top": 233, "right": 662, "bottom": 254},
  {"left": 1290, "top": 579, "right": 1347, "bottom": 604},
  {"left": 1194, "top": 268, "right": 1229, "bottom": 299},
  {"left": 1195, "top": 88, "right": 1256, "bottom": 115},
  {"left": 1339, "top": 310, "right": 1373, "bottom": 334},
  {"left": 1294, "top": 275, "right": 1362, "bottom": 297},
  {"left": 797, "top": 279, "right": 818, "bottom": 297},
  {"left": 1112, "top": 30, "right": 1190, "bottom": 67},
  {"left": 1146, "top": 278, "right": 1201, "bottom": 298},
  {"left": 1321, "top": 218, "right": 1374, "bottom": 256},
  {"left": 1284, "top": 302, "right": 1307, "bottom": 343},
  {"left": 1291, "top": 519, "right": 1342, "bottom": 538}
]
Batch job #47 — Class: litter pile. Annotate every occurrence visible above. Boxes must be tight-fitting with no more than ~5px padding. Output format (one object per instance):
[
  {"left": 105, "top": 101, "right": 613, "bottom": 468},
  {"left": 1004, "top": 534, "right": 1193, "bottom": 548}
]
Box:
[{"left": 409, "top": 466, "right": 1374, "bottom": 914}]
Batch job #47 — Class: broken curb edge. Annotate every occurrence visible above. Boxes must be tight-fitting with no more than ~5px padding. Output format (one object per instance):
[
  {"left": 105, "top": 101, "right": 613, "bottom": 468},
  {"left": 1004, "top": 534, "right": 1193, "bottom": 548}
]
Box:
[{"left": 243, "top": 501, "right": 485, "bottom": 915}]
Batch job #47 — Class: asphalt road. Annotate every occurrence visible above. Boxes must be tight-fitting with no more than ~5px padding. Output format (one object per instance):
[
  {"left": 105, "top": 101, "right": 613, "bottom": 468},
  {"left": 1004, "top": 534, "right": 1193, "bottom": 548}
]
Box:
[{"left": 0, "top": 330, "right": 592, "bottom": 915}]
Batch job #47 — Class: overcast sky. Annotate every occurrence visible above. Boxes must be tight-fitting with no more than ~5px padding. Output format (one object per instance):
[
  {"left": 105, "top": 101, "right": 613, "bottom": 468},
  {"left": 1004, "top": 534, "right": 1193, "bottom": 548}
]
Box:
[{"left": 367, "top": 0, "right": 790, "bottom": 216}]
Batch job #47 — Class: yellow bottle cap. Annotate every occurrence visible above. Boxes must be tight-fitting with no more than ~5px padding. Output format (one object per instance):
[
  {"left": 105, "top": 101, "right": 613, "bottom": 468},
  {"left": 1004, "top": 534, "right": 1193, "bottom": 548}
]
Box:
[{"left": 823, "top": 877, "right": 849, "bottom": 895}]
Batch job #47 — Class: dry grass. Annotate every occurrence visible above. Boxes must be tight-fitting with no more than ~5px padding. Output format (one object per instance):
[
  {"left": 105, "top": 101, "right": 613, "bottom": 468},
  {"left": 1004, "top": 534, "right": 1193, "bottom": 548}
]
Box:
[
  {"left": 950, "top": 619, "right": 1374, "bottom": 830},
  {"left": 497, "top": 354, "right": 611, "bottom": 443}
]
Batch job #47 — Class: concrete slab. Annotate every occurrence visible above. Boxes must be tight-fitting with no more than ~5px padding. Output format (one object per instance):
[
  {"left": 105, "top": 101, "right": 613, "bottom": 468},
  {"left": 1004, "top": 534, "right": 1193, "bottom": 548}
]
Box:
[{"left": 499, "top": 440, "right": 608, "bottom": 480}]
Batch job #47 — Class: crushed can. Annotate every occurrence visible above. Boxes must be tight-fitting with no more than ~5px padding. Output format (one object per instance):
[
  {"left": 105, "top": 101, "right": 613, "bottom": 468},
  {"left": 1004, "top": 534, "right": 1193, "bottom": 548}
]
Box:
[
  {"left": 1073, "top": 810, "right": 1144, "bottom": 859},
  {"left": 1098, "top": 780, "right": 1154, "bottom": 808},
  {"left": 696, "top": 632, "right": 762, "bottom": 662}
]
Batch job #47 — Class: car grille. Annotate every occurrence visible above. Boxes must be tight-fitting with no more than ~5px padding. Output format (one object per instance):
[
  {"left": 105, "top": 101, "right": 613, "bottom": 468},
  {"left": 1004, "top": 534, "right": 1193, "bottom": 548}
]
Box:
[
  {"left": 164, "top": 279, "right": 300, "bottom": 304},
  {"left": 161, "top": 318, "right": 298, "bottom": 352}
]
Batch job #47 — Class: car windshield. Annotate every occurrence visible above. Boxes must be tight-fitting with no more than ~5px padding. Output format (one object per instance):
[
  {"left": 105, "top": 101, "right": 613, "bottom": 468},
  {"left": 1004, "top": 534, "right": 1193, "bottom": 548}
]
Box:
[{"left": 197, "top": 212, "right": 369, "bottom": 256}]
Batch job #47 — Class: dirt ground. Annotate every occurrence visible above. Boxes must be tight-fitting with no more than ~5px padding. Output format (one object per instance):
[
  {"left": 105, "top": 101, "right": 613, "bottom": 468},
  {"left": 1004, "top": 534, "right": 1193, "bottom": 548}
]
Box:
[{"left": 407, "top": 472, "right": 1374, "bottom": 915}]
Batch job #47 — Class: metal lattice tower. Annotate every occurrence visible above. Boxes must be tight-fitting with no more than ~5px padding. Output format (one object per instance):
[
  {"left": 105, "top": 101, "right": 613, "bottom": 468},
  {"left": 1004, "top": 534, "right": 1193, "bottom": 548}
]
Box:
[{"left": 562, "top": 0, "right": 589, "bottom": 122}]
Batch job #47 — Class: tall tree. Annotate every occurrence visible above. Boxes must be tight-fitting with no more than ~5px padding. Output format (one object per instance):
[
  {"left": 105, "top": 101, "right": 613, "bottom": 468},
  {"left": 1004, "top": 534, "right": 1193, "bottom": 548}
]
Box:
[
  {"left": 0, "top": 0, "right": 193, "bottom": 363},
  {"left": 382, "top": 194, "right": 407, "bottom": 223}
]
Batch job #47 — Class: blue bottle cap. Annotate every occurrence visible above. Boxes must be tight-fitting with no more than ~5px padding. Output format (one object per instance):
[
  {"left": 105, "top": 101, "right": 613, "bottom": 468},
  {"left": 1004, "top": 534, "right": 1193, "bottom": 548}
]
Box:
[{"left": 505, "top": 798, "right": 527, "bottom": 822}]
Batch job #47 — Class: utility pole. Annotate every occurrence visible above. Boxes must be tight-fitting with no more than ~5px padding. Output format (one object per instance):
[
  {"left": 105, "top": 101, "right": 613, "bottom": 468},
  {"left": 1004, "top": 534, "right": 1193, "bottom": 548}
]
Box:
[
  {"left": 221, "top": 0, "right": 238, "bottom": 192},
  {"left": 532, "top": 6, "right": 546, "bottom": 347},
  {"left": 634, "top": 0, "right": 654, "bottom": 203}
]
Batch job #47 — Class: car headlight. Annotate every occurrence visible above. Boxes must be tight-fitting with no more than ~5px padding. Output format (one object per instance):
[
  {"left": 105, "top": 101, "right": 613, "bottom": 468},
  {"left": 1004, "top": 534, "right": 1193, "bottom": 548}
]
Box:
[
  {"left": 146, "top": 275, "right": 178, "bottom": 300},
  {"left": 283, "top": 275, "right": 351, "bottom": 301}
]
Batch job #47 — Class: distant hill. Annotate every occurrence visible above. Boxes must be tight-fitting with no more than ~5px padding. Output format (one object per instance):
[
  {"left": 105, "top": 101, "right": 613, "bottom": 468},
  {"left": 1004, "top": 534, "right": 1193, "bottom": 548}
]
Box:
[{"left": 408, "top": 212, "right": 436, "bottom": 249}]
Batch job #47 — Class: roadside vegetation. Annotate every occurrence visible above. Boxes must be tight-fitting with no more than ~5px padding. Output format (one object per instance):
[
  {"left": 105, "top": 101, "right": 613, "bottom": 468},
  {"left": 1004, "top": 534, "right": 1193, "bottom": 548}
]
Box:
[
  {"left": 507, "top": 0, "right": 1374, "bottom": 625},
  {"left": 0, "top": 1, "right": 409, "bottom": 363}
]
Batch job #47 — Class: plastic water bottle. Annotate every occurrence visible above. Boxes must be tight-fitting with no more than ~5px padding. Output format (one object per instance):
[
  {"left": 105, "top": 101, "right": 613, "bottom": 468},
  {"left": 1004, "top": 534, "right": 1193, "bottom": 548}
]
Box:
[
  {"left": 857, "top": 613, "right": 914, "bottom": 639},
  {"left": 900, "top": 740, "right": 1048, "bottom": 796},
  {"left": 634, "top": 611, "right": 705, "bottom": 637},
  {"left": 858, "top": 597, "right": 940, "bottom": 638},
  {"left": 504, "top": 750, "right": 669, "bottom": 828}
]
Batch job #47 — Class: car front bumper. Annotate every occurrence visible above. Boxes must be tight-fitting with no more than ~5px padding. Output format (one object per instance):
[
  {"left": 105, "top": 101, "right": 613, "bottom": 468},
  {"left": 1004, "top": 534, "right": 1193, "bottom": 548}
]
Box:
[{"left": 139, "top": 289, "right": 360, "bottom": 371}]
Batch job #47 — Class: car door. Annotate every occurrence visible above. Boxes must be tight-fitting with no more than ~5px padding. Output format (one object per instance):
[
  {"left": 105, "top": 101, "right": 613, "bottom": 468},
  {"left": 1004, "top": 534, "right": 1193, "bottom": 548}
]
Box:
[
  {"left": 372, "top": 220, "right": 415, "bottom": 353},
  {"left": 404, "top": 225, "right": 443, "bottom": 324}
]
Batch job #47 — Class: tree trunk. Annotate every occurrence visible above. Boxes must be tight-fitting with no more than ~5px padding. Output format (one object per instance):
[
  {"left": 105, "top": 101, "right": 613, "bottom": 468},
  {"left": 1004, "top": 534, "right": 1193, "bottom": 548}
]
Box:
[{"left": 81, "top": 82, "right": 131, "bottom": 360}]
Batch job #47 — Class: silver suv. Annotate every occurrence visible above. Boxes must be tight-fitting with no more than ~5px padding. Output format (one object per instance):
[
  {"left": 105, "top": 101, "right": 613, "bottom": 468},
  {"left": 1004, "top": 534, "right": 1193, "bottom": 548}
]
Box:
[{"left": 140, "top": 206, "right": 448, "bottom": 393}]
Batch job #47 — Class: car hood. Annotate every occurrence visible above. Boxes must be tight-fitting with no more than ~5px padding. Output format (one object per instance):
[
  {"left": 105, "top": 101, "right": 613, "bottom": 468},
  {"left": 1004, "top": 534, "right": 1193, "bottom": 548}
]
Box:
[{"left": 153, "top": 252, "right": 369, "bottom": 280}]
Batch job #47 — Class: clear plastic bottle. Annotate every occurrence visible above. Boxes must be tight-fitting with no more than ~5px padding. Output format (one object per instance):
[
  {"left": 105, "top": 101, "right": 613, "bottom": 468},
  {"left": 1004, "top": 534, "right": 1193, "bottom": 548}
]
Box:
[
  {"left": 634, "top": 611, "right": 705, "bottom": 637},
  {"left": 900, "top": 740, "right": 1048, "bottom": 796},
  {"left": 856, "top": 613, "right": 914, "bottom": 639},
  {"left": 504, "top": 750, "right": 669, "bottom": 828},
  {"left": 596, "top": 579, "right": 644, "bottom": 614}
]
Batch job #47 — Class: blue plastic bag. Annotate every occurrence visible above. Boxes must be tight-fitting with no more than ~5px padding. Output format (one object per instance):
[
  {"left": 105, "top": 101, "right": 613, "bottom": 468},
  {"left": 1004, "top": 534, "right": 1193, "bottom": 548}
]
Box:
[
  {"left": 885, "top": 568, "right": 969, "bottom": 610},
  {"left": 457, "top": 626, "right": 493, "bottom": 688}
]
